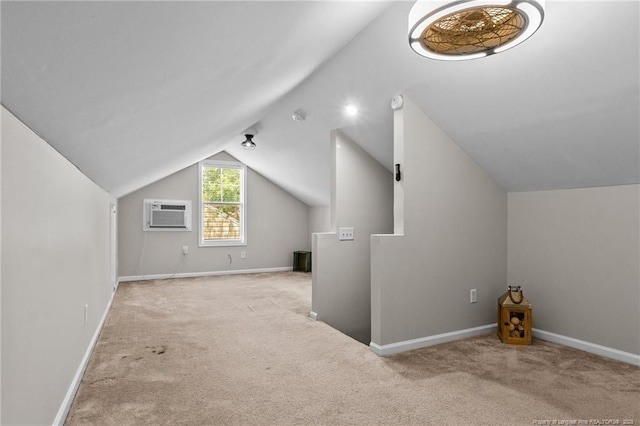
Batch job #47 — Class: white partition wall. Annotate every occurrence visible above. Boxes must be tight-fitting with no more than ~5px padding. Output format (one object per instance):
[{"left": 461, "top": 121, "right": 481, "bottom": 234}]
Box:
[
  {"left": 370, "top": 96, "right": 507, "bottom": 353},
  {"left": 312, "top": 130, "right": 393, "bottom": 343}
]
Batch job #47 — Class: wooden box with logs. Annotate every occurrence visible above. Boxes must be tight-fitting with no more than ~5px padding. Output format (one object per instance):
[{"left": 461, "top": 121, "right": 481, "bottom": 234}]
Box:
[{"left": 497, "top": 286, "right": 532, "bottom": 345}]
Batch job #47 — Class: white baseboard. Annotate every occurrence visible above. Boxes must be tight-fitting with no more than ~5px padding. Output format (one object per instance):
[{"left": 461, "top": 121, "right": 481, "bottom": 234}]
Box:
[
  {"left": 368, "top": 325, "right": 640, "bottom": 366},
  {"left": 369, "top": 324, "right": 496, "bottom": 356},
  {"left": 53, "top": 290, "right": 116, "bottom": 426},
  {"left": 309, "top": 311, "right": 318, "bottom": 321},
  {"left": 119, "top": 266, "right": 294, "bottom": 282},
  {"left": 533, "top": 328, "right": 640, "bottom": 367}
]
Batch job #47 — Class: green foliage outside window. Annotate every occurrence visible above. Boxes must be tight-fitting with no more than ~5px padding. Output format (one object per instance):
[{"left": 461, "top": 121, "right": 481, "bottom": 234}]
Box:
[
  {"left": 201, "top": 164, "right": 243, "bottom": 241},
  {"left": 202, "top": 167, "right": 241, "bottom": 203}
]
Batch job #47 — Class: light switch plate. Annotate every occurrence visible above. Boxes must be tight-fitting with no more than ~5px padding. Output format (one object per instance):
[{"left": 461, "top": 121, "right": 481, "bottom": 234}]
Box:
[{"left": 339, "top": 227, "right": 354, "bottom": 241}]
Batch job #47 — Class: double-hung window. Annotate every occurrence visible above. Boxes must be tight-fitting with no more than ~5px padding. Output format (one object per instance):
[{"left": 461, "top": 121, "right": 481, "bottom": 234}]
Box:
[{"left": 199, "top": 160, "right": 247, "bottom": 246}]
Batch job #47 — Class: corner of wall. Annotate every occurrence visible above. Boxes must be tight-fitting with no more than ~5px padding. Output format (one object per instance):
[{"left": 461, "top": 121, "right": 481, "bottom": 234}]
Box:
[
  {"left": 312, "top": 130, "right": 393, "bottom": 344},
  {"left": 370, "top": 95, "right": 507, "bottom": 349},
  {"left": 0, "top": 106, "right": 4, "bottom": 423},
  {"left": 393, "top": 104, "right": 405, "bottom": 235},
  {"left": 507, "top": 185, "right": 640, "bottom": 355}
]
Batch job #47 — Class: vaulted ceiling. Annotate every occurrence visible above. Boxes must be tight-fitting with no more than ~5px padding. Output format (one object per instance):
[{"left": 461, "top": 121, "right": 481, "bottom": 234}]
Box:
[{"left": 2, "top": 1, "right": 638, "bottom": 206}]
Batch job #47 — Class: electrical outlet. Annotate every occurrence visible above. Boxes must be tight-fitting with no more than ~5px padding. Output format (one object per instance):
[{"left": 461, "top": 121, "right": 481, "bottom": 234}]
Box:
[
  {"left": 182, "top": 245, "right": 189, "bottom": 255},
  {"left": 241, "top": 251, "right": 246, "bottom": 259},
  {"left": 339, "top": 227, "right": 354, "bottom": 241},
  {"left": 470, "top": 289, "right": 477, "bottom": 303}
]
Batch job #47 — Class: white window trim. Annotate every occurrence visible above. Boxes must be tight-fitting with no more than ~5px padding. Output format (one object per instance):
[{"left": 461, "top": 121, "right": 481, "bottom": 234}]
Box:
[{"left": 198, "top": 159, "right": 247, "bottom": 247}]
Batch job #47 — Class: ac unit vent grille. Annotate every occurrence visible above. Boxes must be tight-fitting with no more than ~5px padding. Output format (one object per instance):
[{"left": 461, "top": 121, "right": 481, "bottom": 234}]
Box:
[
  {"left": 160, "top": 204, "right": 186, "bottom": 211},
  {"left": 150, "top": 210, "right": 186, "bottom": 228},
  {"left": 144, "top": 199, "right": 192, "bottom": 231}
]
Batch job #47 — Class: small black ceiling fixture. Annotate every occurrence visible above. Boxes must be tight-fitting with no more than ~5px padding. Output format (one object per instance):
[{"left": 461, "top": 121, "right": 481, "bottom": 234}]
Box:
[{"left": 241, "top": 134, "right": 256, "bottom": 150}]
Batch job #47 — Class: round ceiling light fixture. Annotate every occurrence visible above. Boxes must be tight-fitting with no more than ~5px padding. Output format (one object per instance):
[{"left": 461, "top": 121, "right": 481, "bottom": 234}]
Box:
[{"left": 408, "top": 0, "right": 545, "bottom": 61}]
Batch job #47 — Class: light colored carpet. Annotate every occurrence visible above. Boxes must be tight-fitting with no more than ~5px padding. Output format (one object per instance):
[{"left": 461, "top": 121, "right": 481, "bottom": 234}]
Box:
[{"left": 66, "top": 272, "right": 640, "bottom": 425}]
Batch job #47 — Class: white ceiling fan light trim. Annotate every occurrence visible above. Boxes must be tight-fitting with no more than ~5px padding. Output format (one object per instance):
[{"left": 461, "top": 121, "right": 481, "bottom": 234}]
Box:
[{"left": 408, "top": 0, "right": 545, "bottom": 61}]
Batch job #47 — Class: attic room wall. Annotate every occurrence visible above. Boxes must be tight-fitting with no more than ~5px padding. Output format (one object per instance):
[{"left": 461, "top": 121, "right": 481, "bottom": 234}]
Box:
[
  {"left": 370, "top": 96, "right": 507, "bottom": 352},
  {"left": 312, "top": 130, "right": 393, "bottom": 344},
  {"left": 308, "top": 206, "right": 330, "bottom": 248},
  {"left": 118, "top": 152, "right": 309, "bottom": 278},
  {"left": 0, "top": 107, "right": 3, "bottom": 424},
  {"left": 1, "top": 107, "right": 116, "bottom": 425},
  {"left": 508, "top": 186, "right": 640, "bottom": 357}
]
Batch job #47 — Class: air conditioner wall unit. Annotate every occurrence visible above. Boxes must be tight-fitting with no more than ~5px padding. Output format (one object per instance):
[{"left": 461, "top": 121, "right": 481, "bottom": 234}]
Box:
[{"left": 143, "top": 199, "right": 192, "bottom": 231}]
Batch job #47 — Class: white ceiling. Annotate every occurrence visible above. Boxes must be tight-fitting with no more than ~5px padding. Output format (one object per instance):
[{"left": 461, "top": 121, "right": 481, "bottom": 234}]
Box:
[{"left": 2, "top": 1, "right": 638, "bottom": 206}]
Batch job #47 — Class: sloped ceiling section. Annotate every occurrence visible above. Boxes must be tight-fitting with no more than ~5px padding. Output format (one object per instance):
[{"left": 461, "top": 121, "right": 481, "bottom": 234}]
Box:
[
  {"left": 229, "top": 0, "right": 639, "bottom": 205},
  {"left": 2, "top": 1, "right": 639, "bottom": 207},
  {"left": 0, "top": 1, "right": 391, "bottom": 203}
]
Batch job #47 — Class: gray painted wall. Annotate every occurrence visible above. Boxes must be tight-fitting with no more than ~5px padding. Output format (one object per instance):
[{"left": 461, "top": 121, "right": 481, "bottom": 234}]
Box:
[
  {"left": 371, "top": 96, "right": 507, "bottom": 346},
  {"left": 118, "top": 151, "right": 310, "bottom": 277},
  {"left": 508, "top": 186, "right": 640, "bottom": 355},
  {"left": 0, "top": 106, "right": 3, "bottom": 424},
  {"left": 308, "top": 206, "right": 330, "bottom": 248},
  {"left": 312, "top": 130, "right": 393, "bottom": 343},
  {"left": 1, "top": 107, "right": 116, "bottom": 425}
]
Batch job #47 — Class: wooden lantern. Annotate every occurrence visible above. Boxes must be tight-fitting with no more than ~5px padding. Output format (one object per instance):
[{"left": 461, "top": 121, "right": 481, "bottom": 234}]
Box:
[{"left": 497, "top": 286, "right": 532, "bottom": 345}]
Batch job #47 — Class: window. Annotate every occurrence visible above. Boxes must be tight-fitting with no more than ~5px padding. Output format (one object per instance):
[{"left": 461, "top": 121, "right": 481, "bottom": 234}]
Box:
[{"left": 199, "top": 160, "right": 246, "bottom": 246}]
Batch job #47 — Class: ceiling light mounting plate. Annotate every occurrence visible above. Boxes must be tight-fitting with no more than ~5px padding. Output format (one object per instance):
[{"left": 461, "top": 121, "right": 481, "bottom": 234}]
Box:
[{"left": 408, "top": 0, "right": 545, "bottom": 61}]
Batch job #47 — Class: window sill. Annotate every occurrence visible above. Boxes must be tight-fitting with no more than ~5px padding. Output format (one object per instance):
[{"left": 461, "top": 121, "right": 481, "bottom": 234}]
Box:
[{"left": 199, "top": 240, "right": 247, "bottom": 248}]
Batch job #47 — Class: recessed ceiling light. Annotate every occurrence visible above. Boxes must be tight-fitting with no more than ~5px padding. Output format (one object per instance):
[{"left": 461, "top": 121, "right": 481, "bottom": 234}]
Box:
[
  {"left": 344, "top": 104, "right": 359, "bottom": 117},
  {"left": 408, "top": 0, "right": 545, "bottom": 61}
]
